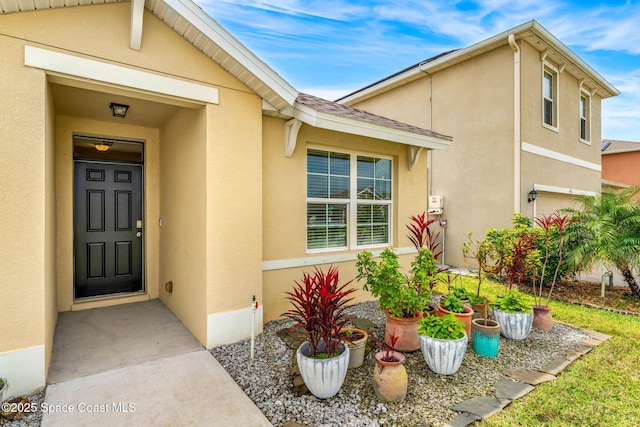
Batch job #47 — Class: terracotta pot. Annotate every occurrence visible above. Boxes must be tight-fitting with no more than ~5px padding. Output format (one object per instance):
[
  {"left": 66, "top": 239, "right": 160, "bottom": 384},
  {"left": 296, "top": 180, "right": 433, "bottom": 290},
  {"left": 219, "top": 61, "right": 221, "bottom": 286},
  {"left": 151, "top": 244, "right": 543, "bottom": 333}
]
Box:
[
  {"left": 437, "top": 304, "right": 474, "bottom": 340},
  {"left": 419, "top": 333, "right": 468, "bottom": 375},
  {"left": 471, "top": 318, "right": 500, "bottom": 358},
  {"left": 424, "top": 304, "right": 436, "bottom": 317},
  {"left": 492, "top": 309, "right": 533, "bottom": 340},
  {"left": 385, "top": 311, "right": 423, "bottom": 352},
  {"left": 339, "top": 327, "right": 368, "bottom": 369},
  {"left": 296, "top": 339, "right": 350, "bottom": 399},
  {"left": 471, "top": 302, "right": 489, "bottom": 320},
  {"left": 532, "top": 305, "right": 553, "bottom": 331},
  {"left": 373, "top": 351, "right": 407, "bottom": 402}
]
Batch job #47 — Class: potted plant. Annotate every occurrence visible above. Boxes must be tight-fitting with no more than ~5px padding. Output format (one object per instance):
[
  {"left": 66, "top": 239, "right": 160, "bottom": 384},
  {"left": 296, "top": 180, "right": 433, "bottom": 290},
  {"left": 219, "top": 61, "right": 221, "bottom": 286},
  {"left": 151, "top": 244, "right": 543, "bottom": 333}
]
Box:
[
  {"left": 471, "top": 315, "right": 501, "bottom": 358},
  {"left": 462, "top": 233, "right": 497, "bottom": 318},
  {"left": 418, "top": 314, "right": 468, "bottom": 375},
  {"left": 283, "top": 265, "right": 356, "bottom": 399},
  {"left": 356, "top": 247, "right": 438, "bottom": 351},
  {"left": 338, "top": 327, "right": 369, "bottom": 369},
  {"left": 371, "top": 331, "right": 407, "bottom": 402},
  {"left": 489, "top": 289, "right": 533, "bottom": 340},
  {"left": 0, "top": 378, "right": 8, "bottom": 403},
  {"left": 531, "top": 213, "right": 574, "bottom": 330},
  {"left": 437, "top": 293, "right": 474, "bottom": 340}
]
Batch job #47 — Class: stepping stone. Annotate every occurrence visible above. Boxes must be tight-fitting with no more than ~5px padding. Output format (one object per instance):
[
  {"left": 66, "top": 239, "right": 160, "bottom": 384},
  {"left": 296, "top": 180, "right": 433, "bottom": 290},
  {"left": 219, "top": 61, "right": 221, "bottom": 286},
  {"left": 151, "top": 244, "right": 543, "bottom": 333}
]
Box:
[
  {"left": 352, "top": 318, "right": 376, "bottom": 331},
  {"left": 452, "top": 396, "right": 509, "bottom": 419},
  {"left": 540, "top": 356, "right": 572, "bottom": 375},
  {"left": 494, "top": 378, "right": 535, "bottom": 400},
  {"left": 581, "top": 329, "right": 612, "bottom": 341},
  {"left": 581, "top": 338, "right": 604, "bottom": 347},
  {"left": 504, "top": 370, "right": 556, "bottom": 385},
  {"left": 444, "top": 412, "right": 482, "bottom": 427}
]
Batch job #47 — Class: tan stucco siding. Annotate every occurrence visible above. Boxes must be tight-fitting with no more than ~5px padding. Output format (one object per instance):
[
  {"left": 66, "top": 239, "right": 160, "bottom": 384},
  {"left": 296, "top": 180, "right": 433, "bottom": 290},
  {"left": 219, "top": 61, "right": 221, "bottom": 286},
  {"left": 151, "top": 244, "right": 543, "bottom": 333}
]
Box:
[
  {"left": 262, "top": 118, "right": 430, "bottom": 321},
  {"left": 159, "top": 108, "right": 208, "bottom": 344},
  {"left": 0, "top": 36, "right": 48, "bottom": 353},
  {"left": 0, "top": 4, "right": 249, "bottom": 95},
  {"left": 205, "top": 92, "right": 264, "bottom": 316},
  {"left": 520, "top": 40, "right": 603, "bottom": 163}
]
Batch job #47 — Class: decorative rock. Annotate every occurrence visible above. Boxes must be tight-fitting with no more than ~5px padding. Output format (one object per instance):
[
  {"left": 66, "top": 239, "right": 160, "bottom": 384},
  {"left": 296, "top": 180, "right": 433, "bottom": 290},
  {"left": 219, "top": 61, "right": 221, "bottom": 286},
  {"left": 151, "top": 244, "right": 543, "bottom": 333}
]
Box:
[{"left": 504, "top": 370, "right": 556, "bottom": 385}]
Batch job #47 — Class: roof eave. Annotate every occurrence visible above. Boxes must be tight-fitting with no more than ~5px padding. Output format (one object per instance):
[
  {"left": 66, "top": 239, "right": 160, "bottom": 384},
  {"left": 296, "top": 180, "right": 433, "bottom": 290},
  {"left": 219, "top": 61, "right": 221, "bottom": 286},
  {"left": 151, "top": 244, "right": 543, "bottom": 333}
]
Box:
[
  {"left": 339, "top": 20, "right": 619, "bottom": 105},
  {"left": 293, "top": 103, "right": 452, "bottom": 151}
]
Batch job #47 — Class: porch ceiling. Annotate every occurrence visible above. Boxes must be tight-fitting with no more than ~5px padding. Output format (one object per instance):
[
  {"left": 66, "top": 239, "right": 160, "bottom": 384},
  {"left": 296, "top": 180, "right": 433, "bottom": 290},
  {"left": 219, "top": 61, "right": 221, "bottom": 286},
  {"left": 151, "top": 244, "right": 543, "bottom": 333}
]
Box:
[{"left": 51, "top": 83, "right": 181, "bottom": 128}]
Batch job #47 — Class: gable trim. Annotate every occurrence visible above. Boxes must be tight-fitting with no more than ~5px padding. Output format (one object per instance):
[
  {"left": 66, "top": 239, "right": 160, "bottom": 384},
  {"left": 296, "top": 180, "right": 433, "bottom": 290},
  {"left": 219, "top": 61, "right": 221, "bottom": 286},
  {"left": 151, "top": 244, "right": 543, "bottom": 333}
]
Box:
[
  {"left": 522, "top": 141, "right": 601, "bottom": 171},
  {"left": 24, "top": 46, "right": 219, "bottom": 104}
]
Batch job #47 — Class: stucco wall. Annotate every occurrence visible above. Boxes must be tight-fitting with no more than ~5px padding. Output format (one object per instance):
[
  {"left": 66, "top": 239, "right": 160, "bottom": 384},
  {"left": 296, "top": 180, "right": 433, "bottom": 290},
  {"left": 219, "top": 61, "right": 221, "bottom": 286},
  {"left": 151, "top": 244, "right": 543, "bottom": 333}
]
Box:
[
  {"left": 261, "top": 117, "right": 431, "bottom": 321},
  {"left": 602, "top": 152, "right": 640, "bottom": 185}
]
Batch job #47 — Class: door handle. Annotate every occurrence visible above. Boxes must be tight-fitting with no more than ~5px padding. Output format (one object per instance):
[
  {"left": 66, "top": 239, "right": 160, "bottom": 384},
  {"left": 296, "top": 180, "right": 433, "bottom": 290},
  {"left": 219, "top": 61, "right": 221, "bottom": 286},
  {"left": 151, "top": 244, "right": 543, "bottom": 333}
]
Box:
[{"left": 136, "top": 232, "right": 142, "bottom": 238}]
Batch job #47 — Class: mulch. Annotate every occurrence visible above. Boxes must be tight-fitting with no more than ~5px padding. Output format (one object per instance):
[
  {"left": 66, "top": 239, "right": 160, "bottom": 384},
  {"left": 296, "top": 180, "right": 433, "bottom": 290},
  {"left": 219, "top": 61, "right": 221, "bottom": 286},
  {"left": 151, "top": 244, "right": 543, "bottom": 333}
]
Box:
[{"left": 537, "top": 279, "right": 640, "bottom": 315}]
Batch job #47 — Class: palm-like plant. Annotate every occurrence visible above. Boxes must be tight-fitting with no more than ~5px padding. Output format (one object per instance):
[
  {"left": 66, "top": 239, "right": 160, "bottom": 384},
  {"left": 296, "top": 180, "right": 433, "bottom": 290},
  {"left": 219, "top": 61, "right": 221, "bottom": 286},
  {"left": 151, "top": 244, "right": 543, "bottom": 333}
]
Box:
[{"left": 564, "top": 187, "right": 640, "bottom": 298}]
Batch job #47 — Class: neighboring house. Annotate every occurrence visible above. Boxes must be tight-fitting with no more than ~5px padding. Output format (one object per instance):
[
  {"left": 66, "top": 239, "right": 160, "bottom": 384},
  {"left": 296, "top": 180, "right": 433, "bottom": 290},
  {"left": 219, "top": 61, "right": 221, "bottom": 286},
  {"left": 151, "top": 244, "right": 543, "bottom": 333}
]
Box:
[
  {"left": 601, "top": 139, "right": 640, "bottom": 188},
  {"left": 0, "top": 1, "right": 452, "bottom": 396},
  {"left": 339, "top": 20, "right": 619, "bottom": 268}
]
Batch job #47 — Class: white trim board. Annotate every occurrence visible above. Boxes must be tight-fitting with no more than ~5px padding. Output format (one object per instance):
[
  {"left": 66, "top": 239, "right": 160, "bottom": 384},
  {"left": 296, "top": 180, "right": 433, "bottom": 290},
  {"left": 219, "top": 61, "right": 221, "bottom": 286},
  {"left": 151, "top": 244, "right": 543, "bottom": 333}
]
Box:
[
  {"left": 206, "top": 306, "right": 264, "bottom": 348},
  {"left": 24, "top": 46, "right": 219, "bottom": 105},
  {"left": 263, "top": 246, "right": 417, "bottom": 271},
  {"left": 521, "top": 141, "right": 601, "bottom": 171},
  {"left": 534, "top": 183, "right": 597, "bottom": 197},
  {"left": 0, "top": 345, "right": 45, "bottom": 398}
]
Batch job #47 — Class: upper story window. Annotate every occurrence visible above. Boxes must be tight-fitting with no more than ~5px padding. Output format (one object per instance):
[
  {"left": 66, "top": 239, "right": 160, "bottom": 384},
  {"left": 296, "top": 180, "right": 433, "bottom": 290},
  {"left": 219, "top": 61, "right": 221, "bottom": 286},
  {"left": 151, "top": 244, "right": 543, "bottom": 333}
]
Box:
[
  {"left": 543, "top": 66, "right": 559, "bottom": 130},
  {"left": 580, "top": 89, "right": 591, "bottom": 143},
  {"left": 306, "top": 148, "right": 392, "bottom": 251}
]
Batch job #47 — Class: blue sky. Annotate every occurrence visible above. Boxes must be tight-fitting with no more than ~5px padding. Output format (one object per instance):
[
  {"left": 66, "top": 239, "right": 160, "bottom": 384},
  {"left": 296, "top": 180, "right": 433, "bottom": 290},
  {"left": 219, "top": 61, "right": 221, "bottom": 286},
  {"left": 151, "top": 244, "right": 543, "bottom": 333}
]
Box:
[{"left": 195, "top": 0, "right": 640, "bottom": 141}]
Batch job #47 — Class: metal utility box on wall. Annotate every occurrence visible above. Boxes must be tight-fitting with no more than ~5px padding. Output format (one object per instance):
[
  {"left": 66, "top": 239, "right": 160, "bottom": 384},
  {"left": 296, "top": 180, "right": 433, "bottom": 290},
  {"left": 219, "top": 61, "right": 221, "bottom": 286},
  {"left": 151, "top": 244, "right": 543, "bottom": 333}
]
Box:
[{"left": 428, "top": 195, "right": 443, "bottom": 215}]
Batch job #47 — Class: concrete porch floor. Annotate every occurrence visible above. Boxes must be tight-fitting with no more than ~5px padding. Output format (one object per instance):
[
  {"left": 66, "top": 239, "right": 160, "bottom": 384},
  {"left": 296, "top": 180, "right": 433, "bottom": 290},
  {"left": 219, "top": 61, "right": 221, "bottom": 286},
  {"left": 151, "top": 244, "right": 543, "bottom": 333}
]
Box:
[{"left": 42, "top": 299, "right": 271, "bottom": 426}]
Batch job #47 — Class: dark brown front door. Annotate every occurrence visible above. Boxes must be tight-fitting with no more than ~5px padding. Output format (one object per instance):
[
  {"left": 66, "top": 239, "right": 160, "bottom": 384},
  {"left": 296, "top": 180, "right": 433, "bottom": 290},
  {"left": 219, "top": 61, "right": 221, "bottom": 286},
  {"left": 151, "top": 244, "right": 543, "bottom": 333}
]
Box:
[{"left": 74, "top": 161, "right": 143, "bottom": 298}]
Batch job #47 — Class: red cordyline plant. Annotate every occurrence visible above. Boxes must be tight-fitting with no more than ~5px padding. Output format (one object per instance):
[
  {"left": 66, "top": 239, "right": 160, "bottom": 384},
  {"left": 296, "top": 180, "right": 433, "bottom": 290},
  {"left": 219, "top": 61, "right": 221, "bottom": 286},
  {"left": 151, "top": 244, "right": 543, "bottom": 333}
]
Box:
[
  {"left": 502, "top": 233, "right": 537, "bottom": 291},
  {"left": 407, "top": 212, "right": 442, "bottom": 260},
  {"left": 283, "top": 266, "right": 356, "bottom": 358},
  {"left": 371, "top": 330, "right": 402, "bottom": 362},
  {"left": 533, "top": 212, "right": 575, "bottom": 307}
]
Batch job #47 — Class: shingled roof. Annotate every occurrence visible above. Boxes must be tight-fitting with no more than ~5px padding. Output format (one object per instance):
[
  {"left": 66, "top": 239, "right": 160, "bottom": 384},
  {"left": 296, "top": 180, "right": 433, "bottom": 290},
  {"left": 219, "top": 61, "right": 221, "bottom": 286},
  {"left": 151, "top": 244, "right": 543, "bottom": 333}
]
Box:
[
  {"left": 601, "top": 139, "right": 640, "bottom": 153},
  {"left": 296, "top": 93, "right": 451, "bottom": 141}
]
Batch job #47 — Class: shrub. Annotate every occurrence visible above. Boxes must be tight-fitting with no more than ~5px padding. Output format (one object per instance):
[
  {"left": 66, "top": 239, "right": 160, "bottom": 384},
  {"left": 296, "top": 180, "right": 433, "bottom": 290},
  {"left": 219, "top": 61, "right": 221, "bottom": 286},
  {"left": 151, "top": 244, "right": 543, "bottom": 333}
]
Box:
[{"left": 418, "top": 314, "right": 466, "bottom": 340}]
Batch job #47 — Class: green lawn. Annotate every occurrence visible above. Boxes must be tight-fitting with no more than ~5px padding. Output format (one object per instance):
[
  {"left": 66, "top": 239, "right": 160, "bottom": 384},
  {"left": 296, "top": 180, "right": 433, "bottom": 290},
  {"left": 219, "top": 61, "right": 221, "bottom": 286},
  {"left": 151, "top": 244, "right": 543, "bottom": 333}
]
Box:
[{"left": 433, "top": 275, "right": 640, "bottom": 426}]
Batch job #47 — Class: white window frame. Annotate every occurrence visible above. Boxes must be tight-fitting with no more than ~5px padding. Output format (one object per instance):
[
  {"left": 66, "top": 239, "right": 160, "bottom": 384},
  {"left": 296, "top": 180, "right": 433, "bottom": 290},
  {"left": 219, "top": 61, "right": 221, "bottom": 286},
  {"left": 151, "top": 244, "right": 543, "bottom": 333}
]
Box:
[
  {"left": 306, "top": 147, "right": 394, "bottom": 253},
  {"left": 579, "top": 88, "right": 591, "bottom": 144},
  {"left": 542, "top": 61, "right": 560, "bottom": 132}
]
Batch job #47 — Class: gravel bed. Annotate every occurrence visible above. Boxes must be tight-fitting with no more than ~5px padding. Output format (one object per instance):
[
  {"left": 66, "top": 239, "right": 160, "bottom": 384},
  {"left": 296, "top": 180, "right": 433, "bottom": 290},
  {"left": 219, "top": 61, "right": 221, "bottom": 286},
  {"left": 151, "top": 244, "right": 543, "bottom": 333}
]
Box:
[
  {"left": 211, "top": 300, "right": 590, "bottom": 427},
  {"left": 1, "top": 390, "right": 45, "bottom": 426}
]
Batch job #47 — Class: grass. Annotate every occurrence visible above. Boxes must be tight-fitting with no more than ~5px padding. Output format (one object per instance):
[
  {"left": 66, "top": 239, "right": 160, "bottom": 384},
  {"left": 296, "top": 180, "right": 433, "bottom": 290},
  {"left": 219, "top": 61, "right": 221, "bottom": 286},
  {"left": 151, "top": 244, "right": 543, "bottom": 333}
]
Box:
[{"left": 433, "top": 274, "right": 640, "bottom": 426}]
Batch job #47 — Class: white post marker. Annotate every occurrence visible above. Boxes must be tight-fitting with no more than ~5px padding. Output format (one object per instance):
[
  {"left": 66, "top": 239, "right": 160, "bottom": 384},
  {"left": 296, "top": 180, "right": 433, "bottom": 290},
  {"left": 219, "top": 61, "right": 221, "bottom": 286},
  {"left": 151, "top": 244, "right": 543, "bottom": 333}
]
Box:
[{"left": 251, "top": 296, "right": 259, "bottom": 360}]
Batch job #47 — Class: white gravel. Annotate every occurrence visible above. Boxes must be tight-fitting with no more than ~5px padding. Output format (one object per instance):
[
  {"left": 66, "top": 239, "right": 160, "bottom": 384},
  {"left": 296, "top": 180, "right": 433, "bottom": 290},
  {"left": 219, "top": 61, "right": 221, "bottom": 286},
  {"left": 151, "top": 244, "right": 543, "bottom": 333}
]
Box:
[{"left": 211, "top": 300, "right": 590, "bottom": 427}]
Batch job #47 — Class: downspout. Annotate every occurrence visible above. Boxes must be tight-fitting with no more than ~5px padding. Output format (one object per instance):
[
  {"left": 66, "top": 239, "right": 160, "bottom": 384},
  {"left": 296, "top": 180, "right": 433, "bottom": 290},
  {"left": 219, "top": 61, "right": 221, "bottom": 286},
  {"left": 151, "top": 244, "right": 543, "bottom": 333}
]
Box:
[
  {"left": 509, "top": 34, "right": 521, "bottom": 213},
  {"left": 418, "top": 63, "right": 434, "bottom": 196}
]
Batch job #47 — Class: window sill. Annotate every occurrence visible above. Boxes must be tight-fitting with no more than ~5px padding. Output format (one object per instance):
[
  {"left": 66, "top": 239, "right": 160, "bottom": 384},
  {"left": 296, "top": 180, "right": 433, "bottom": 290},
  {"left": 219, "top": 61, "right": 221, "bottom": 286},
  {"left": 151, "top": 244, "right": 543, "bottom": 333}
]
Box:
[
  {"left": 579, "top": 138, "right": 592, "bottom": 146},
  {"left": 542, "top": 123, "right": 559, "bottom": 133}
]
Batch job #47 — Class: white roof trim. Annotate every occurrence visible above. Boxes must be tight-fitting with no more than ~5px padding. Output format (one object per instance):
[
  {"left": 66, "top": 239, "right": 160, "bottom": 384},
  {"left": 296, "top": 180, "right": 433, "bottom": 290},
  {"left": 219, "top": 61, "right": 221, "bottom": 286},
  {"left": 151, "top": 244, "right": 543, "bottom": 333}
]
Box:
[
  {"left": 162, "top": 0, "right": 298, "bottom": 106},
  {"left": 24, "top": 45, "right": 219, "bottom": 104},
  {"left": 340, "top": 20, "right": 618, "bottom": 105},
  {"left": 293, "top": 102, "right": 451, "bottom": 151}
]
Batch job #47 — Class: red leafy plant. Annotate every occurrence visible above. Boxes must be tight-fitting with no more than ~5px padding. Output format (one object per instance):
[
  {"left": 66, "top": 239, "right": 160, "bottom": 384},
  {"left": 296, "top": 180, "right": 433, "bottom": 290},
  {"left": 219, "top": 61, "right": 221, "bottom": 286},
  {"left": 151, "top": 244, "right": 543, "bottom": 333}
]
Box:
[
  {"left": 371, "top": 330, "right": 403, "bottom": 363},
  {"left": 283, "top": 266, "right": 357, "bottom": 358},
  {"left": 407, "top": 212, "right": 442, "bottom": 260}
]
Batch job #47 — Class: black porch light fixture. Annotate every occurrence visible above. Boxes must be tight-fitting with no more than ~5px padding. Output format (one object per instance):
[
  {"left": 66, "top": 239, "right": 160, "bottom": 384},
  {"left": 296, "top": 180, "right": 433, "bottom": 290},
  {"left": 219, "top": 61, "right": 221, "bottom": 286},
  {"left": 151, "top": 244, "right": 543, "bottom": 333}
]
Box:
[
  {"left": 528, "top": 188, "right": 538, "bottom": 203},
  {"left": 110, "top": 102, "right": 129, "bottom": 118}
]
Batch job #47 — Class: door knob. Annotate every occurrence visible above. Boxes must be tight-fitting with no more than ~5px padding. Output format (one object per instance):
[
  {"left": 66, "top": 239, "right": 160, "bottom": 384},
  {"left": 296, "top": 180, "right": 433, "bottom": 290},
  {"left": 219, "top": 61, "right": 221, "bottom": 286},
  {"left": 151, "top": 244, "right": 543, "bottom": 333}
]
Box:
[{"left": 136, "top": 232, "right": 142, "bottom": 238}]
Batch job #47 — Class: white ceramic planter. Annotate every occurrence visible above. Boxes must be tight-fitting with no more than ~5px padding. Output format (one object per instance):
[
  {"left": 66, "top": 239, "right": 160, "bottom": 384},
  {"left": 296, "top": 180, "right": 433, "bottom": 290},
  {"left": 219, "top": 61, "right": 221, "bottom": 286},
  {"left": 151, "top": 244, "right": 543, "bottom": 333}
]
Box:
[
  {"left": 492, "top": 309, "right": 533, "bottom": 340},
  {"left": 419, "top": 334, "right": 468, "bottom": 375},
  {"left": 296, "top": 339, "right": 350, "bottom": 399}
]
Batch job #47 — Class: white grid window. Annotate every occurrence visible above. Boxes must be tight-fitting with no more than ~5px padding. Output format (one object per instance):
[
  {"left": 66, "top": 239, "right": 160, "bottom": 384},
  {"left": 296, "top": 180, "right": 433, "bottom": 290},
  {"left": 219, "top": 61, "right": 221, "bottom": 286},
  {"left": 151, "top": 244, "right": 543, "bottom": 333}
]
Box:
[
  {"left": 307, "top": 149, "right": 392, "bottom": 251},
  {"left": 580, "top": 90, "right": 591, "bottom": 143},
  {"left": 543, "top": 69, "right": 557, "bottom": 128}
]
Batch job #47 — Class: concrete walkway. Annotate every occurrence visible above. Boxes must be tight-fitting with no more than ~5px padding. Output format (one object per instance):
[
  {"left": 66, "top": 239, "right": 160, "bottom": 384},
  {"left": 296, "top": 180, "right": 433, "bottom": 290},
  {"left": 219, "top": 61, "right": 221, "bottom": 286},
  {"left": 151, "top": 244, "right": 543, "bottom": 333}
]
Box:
[{"left": 42, "top": 299, "right": 271, "bottom": 426}]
